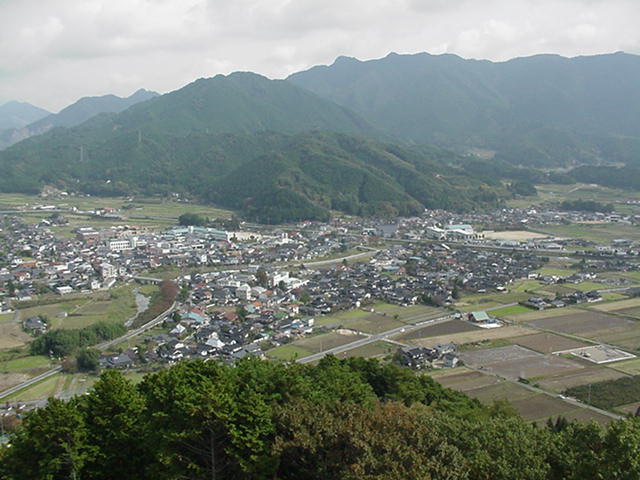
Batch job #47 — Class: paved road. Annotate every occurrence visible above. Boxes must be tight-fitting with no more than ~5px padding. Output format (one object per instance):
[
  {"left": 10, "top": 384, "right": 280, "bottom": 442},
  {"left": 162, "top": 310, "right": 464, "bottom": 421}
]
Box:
[{"left": 297, "top": 314, "right": 453, "bottom": 364}]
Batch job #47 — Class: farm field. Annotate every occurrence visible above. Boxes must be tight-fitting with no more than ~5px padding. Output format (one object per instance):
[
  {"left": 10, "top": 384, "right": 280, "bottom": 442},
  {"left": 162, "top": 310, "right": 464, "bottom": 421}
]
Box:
[
  {"left": 433, "top": 369, "right": 613, "bottom": 425},
  {"left": 510, "top": 332, "right": 591, "bottom": 354},
  {"left": 459, "top": 345, "right": 584, "bottom": 381},
  {"left": 536, "top": 366, "right": 628, "bottom": 393},
  {"left": 267, "top": 330, "right": 366, "bottom": 361},
  {"left": 489, "top": 305, "right": 534, "bottom": 317},
  {"left": 404, "top": 325, "right": 536, "bottom": 349},
  {"left": 0, "top": 317, "right": 32, "bottom": 350},
  {"left": 0, "top": 355, "right": 50, "bottom": 372},
  {"left": 395, "top": 319, "right": 479, "bottom": 341},
  {"left": 609, "top": 358, "right": 640, "bottom": 376},
  {"left": 535, "top": 223, "right": 640, "bottom": 244},
  {"left": 527, "top": 311, "right": 640, "bottom": 350}
]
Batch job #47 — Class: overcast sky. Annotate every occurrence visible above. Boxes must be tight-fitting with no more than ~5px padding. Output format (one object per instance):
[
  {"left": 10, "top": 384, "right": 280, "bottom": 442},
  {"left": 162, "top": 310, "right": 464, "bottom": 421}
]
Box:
[{"left": 0, "top": 0, "right": 637, "bottom": 111}]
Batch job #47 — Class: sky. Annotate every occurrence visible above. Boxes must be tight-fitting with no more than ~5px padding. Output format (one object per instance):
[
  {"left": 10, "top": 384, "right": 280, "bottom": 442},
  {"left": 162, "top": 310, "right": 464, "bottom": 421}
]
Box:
[{"left": 0, "top": 0, "right": 638, "bottom": 112}]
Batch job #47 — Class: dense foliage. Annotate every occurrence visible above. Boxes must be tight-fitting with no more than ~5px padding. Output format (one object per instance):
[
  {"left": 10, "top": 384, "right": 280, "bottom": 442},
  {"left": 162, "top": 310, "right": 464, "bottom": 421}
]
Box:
[
  {"left": 29, "top": 321, "right": 126, "bottom": 357},
  {"left": 565, "top": 375, "right": 640, "bottom": 410},
  {"left": 3, "top": 357, "right": 640, "bottom": 479},
  {"left": 132, "top": 280, "right": 177, "bottom": 328},
  {"left": 559, "top": 199, "right": 613, "bottom": 213}
]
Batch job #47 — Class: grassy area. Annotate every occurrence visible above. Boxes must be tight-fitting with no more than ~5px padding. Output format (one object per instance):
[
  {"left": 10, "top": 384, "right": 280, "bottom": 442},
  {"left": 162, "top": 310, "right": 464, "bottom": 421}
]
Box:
[
  {"left": 266, "top": 344, "right": 312, "bottom": 361},
  {"left": 489, "top": 305, "right": 534, "bottom": 317},
  {"left": 334, "top": 341, "right": 395, "bottom": 359},
  {"left": 18, "top": 284, "right": 138, "bottom": 330},
  {"left": 536, "top": 223, "right": 640, "bottom": 244},
  {"left": 0, "top": 313, "right": 13, "bottom": 323},
  {"left": 3, "top": 373, "right": 65, "bottom": 402},
  {"left": 0, "top": 355, "right": 50, "bottom": 372}
]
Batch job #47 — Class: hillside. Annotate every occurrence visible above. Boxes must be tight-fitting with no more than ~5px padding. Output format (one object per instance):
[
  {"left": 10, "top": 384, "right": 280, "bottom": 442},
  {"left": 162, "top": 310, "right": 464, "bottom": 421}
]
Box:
[
  {"left": 0, "top": 89, "right": 159, "bottom": 149},
  {"left": 0, "top": 101, "right": 49, "bottom": 130},
  {"left": 288, "top": 51, "right": 640, "bottom": 167},
  {"left": 0, "top": 72, "right": 505, "bottom": 222},
  {"left": 0, "top": 127, "right": 503, "bottom": 222}
]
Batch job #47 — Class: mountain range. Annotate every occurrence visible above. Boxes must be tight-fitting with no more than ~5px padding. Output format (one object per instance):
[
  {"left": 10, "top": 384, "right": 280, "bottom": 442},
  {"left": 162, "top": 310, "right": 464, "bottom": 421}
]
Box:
[
  {"left": 0, "top": 101, "right": 50, "bottom": 130},
  {"left": 289, "top": 51, "right": 640, "bottom": 167},
  {"left": 0, "top": 89, "right": 158, "bottom": 149},
  {"left": 1, "top": 51, "right": 639, "bottom": 221}
]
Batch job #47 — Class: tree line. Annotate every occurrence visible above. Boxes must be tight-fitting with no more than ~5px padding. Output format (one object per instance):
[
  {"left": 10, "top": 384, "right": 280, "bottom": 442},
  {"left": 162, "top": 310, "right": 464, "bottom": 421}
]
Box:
[{"left": 2, "top": 356, "right": 640, "bottom": 479}]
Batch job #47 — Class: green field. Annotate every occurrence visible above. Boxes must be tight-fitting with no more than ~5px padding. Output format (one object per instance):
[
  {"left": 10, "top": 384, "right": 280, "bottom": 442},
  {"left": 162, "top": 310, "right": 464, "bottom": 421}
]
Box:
[
  {"left": 266, "top": 344, "right": 312, "bottom": 361},
  {"left": 17, "top": 284, "right": 138, "bottom": 330},
  {"left": 0, "top": 355, "right": 50, "bottom": 372},
  {"left": 536, "top": 223, "right": 640, "bottom": 244},
  {"left": 489, "top": 305, "right": 534, "bottom": 317}
]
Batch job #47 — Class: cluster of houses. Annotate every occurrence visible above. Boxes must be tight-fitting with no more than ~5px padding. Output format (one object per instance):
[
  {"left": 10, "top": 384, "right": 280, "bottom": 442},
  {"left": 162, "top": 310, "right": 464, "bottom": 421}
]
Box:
[{"left": 395, "top": 343, "right": 459, "bottom": 369}]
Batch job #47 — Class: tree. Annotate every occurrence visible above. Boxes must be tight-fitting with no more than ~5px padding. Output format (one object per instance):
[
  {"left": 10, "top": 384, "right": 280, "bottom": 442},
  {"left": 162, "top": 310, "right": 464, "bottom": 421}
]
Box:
[
  {"left": 255, "top": 268, "right": 269, "bottom": 288},
  {"left": 2, "top": 397, "right": 92, "bottom": 480},
  {"left": 178, "top": 213, "right": 207, "bottom": 226},
  {"left": 81, "top": 371, "right": 149, "bottom": 480},
  {"left": 76, "top": 348, "right": 100, "bottom": 372}
]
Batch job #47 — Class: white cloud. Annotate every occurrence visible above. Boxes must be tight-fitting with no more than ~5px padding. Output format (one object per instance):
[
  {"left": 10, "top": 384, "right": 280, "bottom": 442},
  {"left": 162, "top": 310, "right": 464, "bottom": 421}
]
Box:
[{"left": 0, "top": 0, "right": 638, "bottom": 110}]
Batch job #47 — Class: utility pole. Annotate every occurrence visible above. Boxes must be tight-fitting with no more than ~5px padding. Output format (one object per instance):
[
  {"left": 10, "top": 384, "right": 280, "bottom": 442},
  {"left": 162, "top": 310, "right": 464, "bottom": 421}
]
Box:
[{"left": 138, "top": 130, "right": 142, "bottom": 146}]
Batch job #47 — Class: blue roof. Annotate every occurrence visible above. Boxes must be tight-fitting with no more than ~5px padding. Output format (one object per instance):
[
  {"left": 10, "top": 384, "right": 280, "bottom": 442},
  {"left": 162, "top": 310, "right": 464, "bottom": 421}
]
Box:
[{"left": 183, "top": 312, "right": 206, "bottom": 323}]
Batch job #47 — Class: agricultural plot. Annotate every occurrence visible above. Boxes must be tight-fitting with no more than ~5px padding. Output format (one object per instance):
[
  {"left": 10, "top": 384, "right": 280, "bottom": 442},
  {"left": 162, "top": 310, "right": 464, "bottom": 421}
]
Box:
[
  {"left": 459, "top": 345, "right": 584, "bottom": 381},
  {"left": 0, "top": 373, "right": 32, "bottom": 392},
  {"left": 268, "top": 331, "right": 366, "bottom": 361},
  {"left": 405, "top": 325, "right": 536, "bottom": 349},
  {"left": 395, "top": 319, "right": 479, "bottom": 341},
  {"left": 536, "top": 366, "right": 629, "bottom": 393},
  {"left": 430, "top": 370, "right": 501, "bottom": 392},
  {"left": 510, "top": 394, "right": 580, "bottom": 422},
  {"left": 537, "top": 223, "right": 640, "bottom": 244},
  {"left": 608, "top": 358, "right": 640, "bottom": 375},
  {"left": 266, "top": 344, "right": 313, "bottom": 361},
  {"left": 565, "top": 375, "right": 640, "bottom": 410},
  {"left": 510, "top": 333, "right": 591, "bottom": 354},
  {"left": 489, "top": 305, "right": 533, "bottom": 317},
  {"left": 506, "top": 307, "right": 585, "bottom": 322},
  {"left": 0, "top": 355, "right": 50, "bottom": 372},
  {"left": 590, "top": 297, "right": 640, "bottom": 312},
  {"left": 341, "top": 314, "right": 405, "bottom": 334},
  {"left": 462, "top": 380, "right": 537, "bottom": 404},
  {"left": 0, "top": 318, "right": 32, "bottom": 350}
]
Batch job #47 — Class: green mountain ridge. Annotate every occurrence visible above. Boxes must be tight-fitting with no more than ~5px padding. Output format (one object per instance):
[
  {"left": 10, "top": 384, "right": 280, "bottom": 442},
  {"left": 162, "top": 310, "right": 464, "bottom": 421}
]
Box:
[
  {"left": 0, "top": 72, "right": 503, "bottom": 222},
  {"left": 288, "top": 51, "right": 640, "bottom": 167}
]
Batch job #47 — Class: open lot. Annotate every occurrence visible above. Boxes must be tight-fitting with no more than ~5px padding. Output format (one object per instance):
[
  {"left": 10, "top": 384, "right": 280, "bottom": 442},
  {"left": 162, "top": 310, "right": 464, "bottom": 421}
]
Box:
[
  {"left": 510, "top": 332, "right": 591, "bottom": 354},
  {"left": 484, "top": 230, "right": 550, "bottom": 241},
  {"left": 460, "top": 345, "right": 585, "bottom": 381}
]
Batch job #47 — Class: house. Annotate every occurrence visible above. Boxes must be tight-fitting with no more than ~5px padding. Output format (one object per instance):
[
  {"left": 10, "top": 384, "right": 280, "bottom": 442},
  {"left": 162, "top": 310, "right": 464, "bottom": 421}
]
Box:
[
  {"left": 396, "top": 346, "right": 436, "bottom": 369},
  {"left": 23, "top": 316, "right": 47, "bottom": 334}
]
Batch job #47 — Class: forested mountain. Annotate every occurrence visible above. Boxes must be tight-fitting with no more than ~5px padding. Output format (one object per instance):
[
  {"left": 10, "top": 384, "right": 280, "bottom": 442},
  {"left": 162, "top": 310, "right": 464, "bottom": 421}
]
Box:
[
  {"left": 288, "top": 51, "right": 640, "bottom": 167},
  {"left": 0, "top": 89, "right": 159, "bottom": 149},
  {"left": 0, "top": 72, "right": 505, "bottom": 222},
  {"left": 0, "top": 101, "right": 49, "bottom": 130},
  {"left": 2, "top": 357, "right": 640, "bottom": 480}
]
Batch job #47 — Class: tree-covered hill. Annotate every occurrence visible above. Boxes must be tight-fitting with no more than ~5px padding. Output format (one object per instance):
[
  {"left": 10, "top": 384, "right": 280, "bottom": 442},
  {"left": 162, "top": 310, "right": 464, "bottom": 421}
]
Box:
[
  {"left": 2, "top": 356, "right": 640, "bottom": 480},
  {"left": 288, "top": 51, "right": 640, "bottom": 167},
  {"left": 0, "top": 93, "right": 505, "bottom": 222}
]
